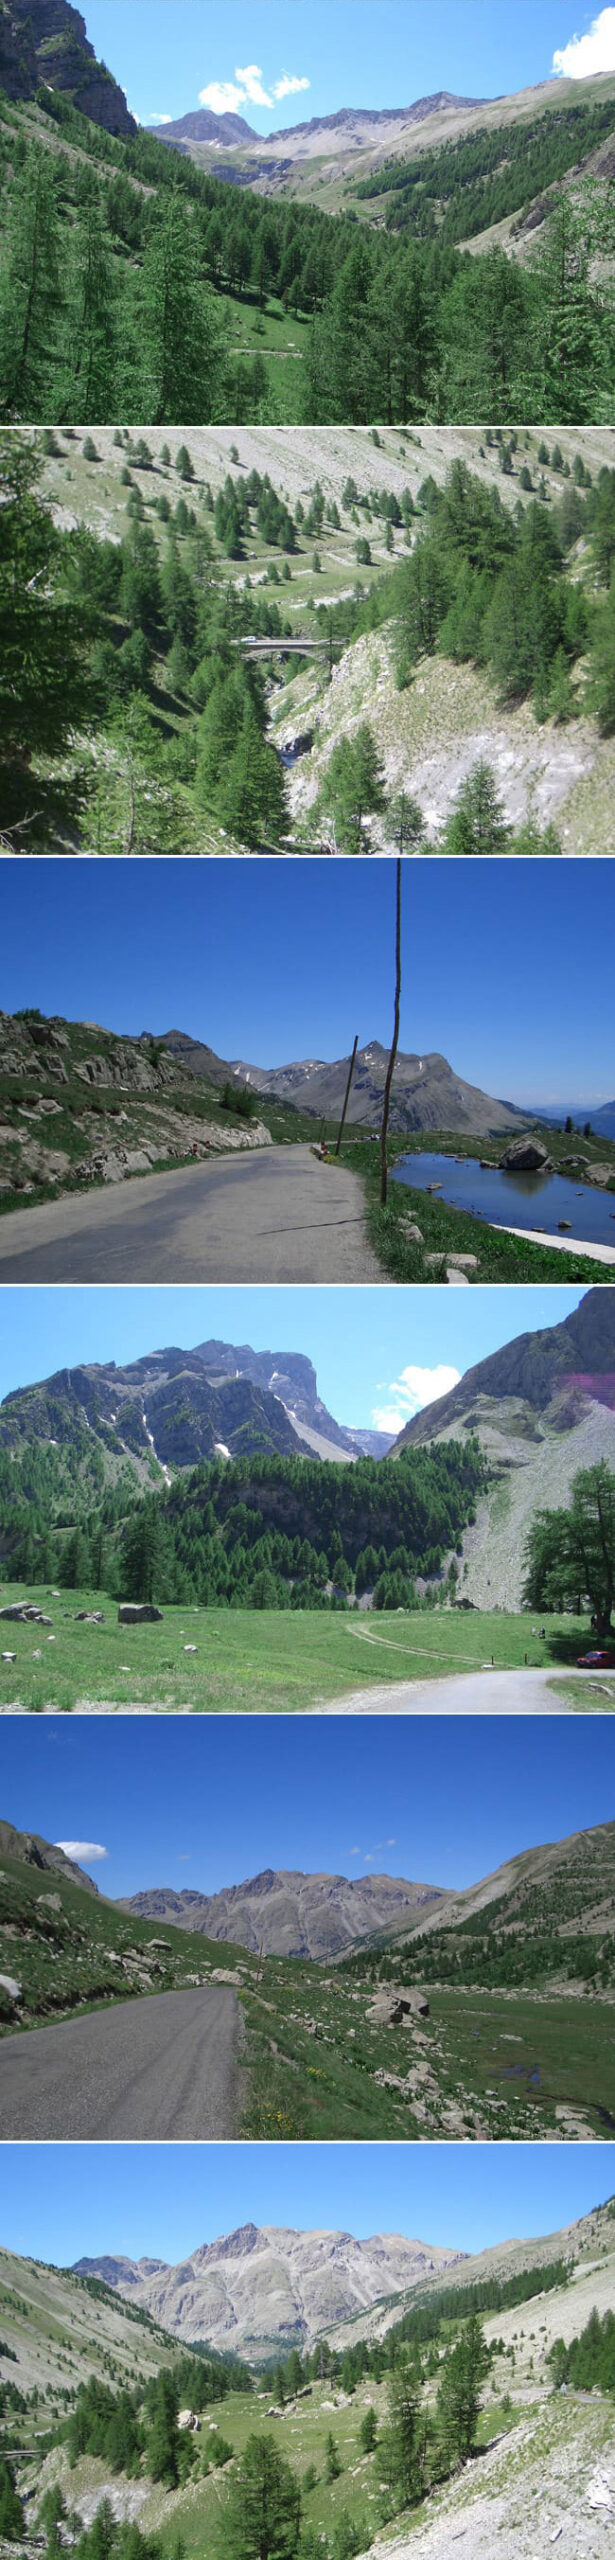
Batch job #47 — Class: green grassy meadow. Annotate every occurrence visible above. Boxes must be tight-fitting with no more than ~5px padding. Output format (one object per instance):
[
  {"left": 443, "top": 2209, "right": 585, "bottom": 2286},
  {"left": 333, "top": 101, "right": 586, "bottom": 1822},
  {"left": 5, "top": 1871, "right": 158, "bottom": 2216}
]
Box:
[{"left": 0, "top": 1582, "right": 594, "bottom": 1712}]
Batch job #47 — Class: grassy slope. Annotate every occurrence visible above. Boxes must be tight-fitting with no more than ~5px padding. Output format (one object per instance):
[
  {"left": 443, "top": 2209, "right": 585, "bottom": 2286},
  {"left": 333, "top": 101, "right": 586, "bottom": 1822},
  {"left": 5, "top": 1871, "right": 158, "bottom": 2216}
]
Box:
[
  {"left": 0, "top": 2248, "right": 189, "bottom": 2402},
  {"left": 0, "top": 1843, "right": 252, "bottom": 2035},
  {"left": 0, "top": 1581, "right": 594, "bottom": 1713}
]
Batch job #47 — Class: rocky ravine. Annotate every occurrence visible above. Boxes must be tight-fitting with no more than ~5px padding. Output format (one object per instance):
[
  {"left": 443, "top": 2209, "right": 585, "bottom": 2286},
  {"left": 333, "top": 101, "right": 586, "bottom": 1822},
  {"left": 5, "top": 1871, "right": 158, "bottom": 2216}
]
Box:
[{"left": 72, "top": 2225, "right": 465, "bottom": 2357}]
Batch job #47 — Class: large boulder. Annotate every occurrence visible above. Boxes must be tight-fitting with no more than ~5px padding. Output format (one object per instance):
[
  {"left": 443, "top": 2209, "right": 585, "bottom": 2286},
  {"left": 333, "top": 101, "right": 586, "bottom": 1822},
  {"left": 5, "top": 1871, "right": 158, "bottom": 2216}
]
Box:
[
  {"left": 367, "top": 1984, "right": 430, "bottom": 2027},
  {"left": 498, "top": 1138, "right": 554, "bottom": 1174},
  {"left": 117, "top": 1603, "right": 163, "bottom": 1625},
  {"left": 0, "top": 1604, "right": 52, "bottom": 1624}
]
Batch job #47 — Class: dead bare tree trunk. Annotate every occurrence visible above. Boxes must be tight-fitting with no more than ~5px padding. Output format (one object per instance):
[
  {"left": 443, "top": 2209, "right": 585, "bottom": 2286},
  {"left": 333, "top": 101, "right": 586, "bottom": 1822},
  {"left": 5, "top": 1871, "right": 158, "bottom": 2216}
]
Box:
[
  {"left": 335, "top": 1033, "right": 358, "bottom": 1156},
  {"left": 380, "top": 859, "right": 402, "bottom": 1206}
]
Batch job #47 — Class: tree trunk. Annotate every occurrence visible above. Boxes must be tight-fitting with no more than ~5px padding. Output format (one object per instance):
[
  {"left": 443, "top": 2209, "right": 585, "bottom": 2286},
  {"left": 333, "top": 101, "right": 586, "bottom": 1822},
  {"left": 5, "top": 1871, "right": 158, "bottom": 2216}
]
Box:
[
  {"left": 380, "top": 860, "right": 402, "bottom": 1206},
  {"left": 335, "top": 1034, "right": 358, "bottom": 1156}
]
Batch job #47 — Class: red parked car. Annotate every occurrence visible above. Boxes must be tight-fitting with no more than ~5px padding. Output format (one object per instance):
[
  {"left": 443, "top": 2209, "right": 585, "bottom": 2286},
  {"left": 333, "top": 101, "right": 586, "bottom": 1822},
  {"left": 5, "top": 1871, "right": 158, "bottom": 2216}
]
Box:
[{"left": 577, "top": 1648, "right": 615, "bottom": 1667}]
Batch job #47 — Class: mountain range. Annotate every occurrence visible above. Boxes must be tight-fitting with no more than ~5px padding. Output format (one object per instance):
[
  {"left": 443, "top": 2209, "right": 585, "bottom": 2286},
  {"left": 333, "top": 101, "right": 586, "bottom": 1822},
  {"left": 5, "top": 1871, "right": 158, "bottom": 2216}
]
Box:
[
  {"left": 150, "top": 93, "right": 485, "bottom": 160},
  {"left": 161, "top": 1031, "right": 526, "bottom": 1138},
  {"left": 72, "top": 2225, "right": 466, "bottom": 2357},
  {"left": 0, "top": 0, "right": 135, "bottom": 133},
  {"left": 120, "top": 1868, "right": 447, "bottom": 1960},
  {"left": 0, "top": 1337, "right": 393, "bottom": 1477}
]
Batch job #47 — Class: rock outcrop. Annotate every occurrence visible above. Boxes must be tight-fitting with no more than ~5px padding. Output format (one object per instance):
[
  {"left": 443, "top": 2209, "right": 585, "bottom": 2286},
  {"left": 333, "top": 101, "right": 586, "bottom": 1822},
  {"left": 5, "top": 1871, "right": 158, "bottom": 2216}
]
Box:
[
  {"left": 499, "top": 1136, "right": 554, "bottom": 1173},
  {"left": 0, "top": 0, "right": 136, "bottom": 134}
]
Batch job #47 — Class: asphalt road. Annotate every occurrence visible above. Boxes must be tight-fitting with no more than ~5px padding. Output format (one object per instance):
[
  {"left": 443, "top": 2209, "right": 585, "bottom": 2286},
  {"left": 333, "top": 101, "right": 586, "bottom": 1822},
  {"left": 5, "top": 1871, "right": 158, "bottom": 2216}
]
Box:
[
  {"left": 0, "top": 1146, "right": 383, "bottom": 1282},
  {"left": 313, "top": 1668, "right": 611, "bottom": 1715},
  {"left": 0, "top": 1987, "right": 241, "bottom": 2138}
]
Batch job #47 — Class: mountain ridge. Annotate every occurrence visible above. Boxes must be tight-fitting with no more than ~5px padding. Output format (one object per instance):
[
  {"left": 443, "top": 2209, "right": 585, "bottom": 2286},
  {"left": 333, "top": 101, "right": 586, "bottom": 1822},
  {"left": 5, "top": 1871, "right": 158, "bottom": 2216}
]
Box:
[
  {"left": 71, "top": 2224, "right": 467, "bottom": 2356},
  {"left": 119, "top": 1867, "right": 448, "bottom": 1960},
  {"left": 0, "top": 1335, "right": 394, "bottom": 1476},
  {"left": 163, "top": 1033, "right": 527, "bottom": 1138}
]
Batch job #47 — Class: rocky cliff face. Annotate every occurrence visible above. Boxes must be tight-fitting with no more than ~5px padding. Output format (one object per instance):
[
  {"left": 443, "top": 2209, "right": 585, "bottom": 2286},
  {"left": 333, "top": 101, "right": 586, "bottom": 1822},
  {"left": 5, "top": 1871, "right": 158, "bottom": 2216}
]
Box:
[
  {"left": 0, "top": 0, "right": 136, "bottom": 134},
  {"left": 120, "top": 1868, "right": 446, "bottom": 1959},
  {"left": 72, "top": 2224, "right": 466, "bottom": 2356},
  {"left": 0, "top": 1333, "right": 393, "bottom": 1474},
  {"left": 393, "top": 1290, "right": 615, "bottom": 1452},
  {"left": 394, "top": 1288, "right": 615, "bottom": 1611}
]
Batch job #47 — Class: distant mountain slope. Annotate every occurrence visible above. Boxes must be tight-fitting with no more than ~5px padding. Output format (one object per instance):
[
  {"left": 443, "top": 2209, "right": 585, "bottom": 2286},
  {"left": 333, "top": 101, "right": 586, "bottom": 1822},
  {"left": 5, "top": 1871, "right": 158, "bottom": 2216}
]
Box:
[
  {"left": 229, "top": 1043, "right": 526, "bottom": 1138},
  {"left": 150, "top": 107, "right": 257, "bottom": 146},
  {"left": 120, "top": 1867, "right": 446, "bottom": 1959},
  {"left": 392, "top": 1287, "right": 615, "bottom": 1609},
  {"left": 0, "top": 0, "right": 136, "bottom": 134},
  {"left": 72, "top": 2224, "right": 466, "bottom": 2356}
]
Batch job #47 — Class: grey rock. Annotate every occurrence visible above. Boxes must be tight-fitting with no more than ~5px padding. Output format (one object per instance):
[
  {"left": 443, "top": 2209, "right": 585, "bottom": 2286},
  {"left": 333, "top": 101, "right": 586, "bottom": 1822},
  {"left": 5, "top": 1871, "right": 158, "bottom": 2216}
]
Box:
[
  {"left": 117, "top": 1604, "right": 163, "bottom": 1625},
  {"left": 498, "top": 1138, "right": 554, "bottom": 1174}
]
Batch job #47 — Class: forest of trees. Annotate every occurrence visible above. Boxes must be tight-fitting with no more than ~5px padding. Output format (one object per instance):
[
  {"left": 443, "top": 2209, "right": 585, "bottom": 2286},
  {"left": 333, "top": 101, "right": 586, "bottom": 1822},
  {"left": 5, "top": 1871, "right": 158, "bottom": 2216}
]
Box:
[
  {"left": 0, "top": 93, "right": 613, "bottom": 424},
  {"left": 548, "top": 2305, "right": 615, "bottom": 2394},
  {"left": 0, "top": 1436, "right": 487, "bottom": 1611}
]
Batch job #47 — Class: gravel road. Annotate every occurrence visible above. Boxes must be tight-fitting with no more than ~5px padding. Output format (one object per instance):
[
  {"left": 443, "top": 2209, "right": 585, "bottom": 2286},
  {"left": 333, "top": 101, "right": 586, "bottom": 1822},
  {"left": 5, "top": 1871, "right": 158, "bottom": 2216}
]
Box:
[
  {"left": 0, "top": 1987, "right": 241, "bottom": 2138},
  {"left": 0, "top": 1146, "right": 382, "bottom": 1282},
  {"left": 313, "top": 1668, "right": 611, "bottom": 1714}
]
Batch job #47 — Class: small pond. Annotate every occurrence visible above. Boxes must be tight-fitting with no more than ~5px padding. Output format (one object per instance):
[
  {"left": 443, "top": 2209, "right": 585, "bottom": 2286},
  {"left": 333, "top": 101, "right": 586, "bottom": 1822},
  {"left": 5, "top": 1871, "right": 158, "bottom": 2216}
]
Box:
[{"left": 392, "top": 1152, "right": 615, "bottom": 1248}]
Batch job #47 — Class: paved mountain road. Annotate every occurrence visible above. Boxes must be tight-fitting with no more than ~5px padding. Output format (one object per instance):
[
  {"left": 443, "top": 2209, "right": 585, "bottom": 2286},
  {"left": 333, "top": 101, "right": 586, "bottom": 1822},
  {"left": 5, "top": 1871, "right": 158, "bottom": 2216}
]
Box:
[
  {"left": 0, "top": 1987, "right": 241, "bottom": 2139},
  {"left": 0, "top": 1145, "right": 383, "bottom": 1282}
]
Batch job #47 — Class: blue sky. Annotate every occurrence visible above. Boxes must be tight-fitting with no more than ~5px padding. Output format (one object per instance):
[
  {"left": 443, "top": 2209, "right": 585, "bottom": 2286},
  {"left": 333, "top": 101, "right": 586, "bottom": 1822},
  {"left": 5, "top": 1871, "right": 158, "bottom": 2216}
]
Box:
[
  {"left": 0, "top": 1283, "right": 583, "bottom": 1433},
  {"left": 1, "top": 863, "right": 611, "bottom": 1106},
  {"left": 3, "top": 1714, "right": 614, "bottom": 1897},
  {"left": 0, "top": 2142, "right": 611, "bottom": 2266},
  {"left": 83, "top": 4, "right": 615, "bottom": 133}
]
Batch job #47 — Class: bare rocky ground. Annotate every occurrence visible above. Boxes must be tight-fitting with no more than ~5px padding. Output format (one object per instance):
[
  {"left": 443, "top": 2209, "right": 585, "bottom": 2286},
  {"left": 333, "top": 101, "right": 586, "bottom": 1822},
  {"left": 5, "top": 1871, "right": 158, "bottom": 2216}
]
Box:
[
  {"left": 271, "top": 629, "right": 615, "bottom": 854},
  {"left": 372, "top": 2402, "right": 615, "bottom": 2560}
]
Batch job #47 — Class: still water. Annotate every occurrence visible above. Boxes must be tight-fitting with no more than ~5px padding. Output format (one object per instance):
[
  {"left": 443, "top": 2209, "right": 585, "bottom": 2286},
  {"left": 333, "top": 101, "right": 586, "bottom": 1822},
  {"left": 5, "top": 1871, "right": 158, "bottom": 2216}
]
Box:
[{"left": 392, "top": 1152, "right": 615, "bottom": 1247}]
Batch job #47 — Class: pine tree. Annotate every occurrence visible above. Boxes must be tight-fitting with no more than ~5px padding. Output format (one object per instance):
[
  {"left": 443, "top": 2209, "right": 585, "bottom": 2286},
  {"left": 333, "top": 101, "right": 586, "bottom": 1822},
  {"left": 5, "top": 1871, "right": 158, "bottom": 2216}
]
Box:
[
  {"left": 379, "top": 2357, "right": 423, "bottom": 2509},
  {"left": 0, "top": 2458, "right": 24, "bottom": 2541},
  {"left": 139, "top": 202, "right": 228, "bottom": 423},
  {"left": 60, "top": 202, "right": 117, "bottom": 422},
  {"left": 442, "top": 761, "right": 512, "bottom": 855},
  {"left": 224, "top": 2434, "right": 302, "bottom": 2560},
  {"left": 0, "top": 434, "right": 91, "bottom": 829},
  {"left": 436, "top": 2316, "right": 487, "bottom": 2468}
]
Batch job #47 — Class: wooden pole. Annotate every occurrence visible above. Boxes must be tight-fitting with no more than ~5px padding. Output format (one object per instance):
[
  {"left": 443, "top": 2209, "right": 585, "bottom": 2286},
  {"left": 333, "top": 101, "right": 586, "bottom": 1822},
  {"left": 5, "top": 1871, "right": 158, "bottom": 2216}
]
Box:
[
  {"left": 335, "top": 1034, "right": 359, "bottom": 1156},
  {"left": 380, "top": 860, "right": 402, "bottom": 1206}
]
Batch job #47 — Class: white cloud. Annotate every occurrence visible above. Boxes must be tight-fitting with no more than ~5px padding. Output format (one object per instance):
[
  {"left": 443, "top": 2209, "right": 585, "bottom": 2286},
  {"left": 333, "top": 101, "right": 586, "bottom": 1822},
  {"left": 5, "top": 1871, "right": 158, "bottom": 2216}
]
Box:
[
  {"left": 364, "top": 1852, "right": 374, "bottom": 1863},
  {"left": 199, "top": 79, "right": 250, "bottom": 114},
  {"left": 199, "top": 65, "right": 310, "bottom": 116},
  {"left": 387, "top": 1838, "right": 396, "bottom": 1847},
  {"left": 150, "top": 113, "right": 172, "bottom": 124},
  {"left": 55, "top": 1840, "right": 108, "bottom": 1863},
  {"left": 235, "top": 63, "right": 273, "bottom": 106},
  {"left": 372, "top": 1363, "right": 461, "bottom": 1435},
  {"left": 552, "top": 6, "right": 615, "bottom": 75},
  {"left": 273, "top": 72, "right": 311, "bottom": 99}
]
